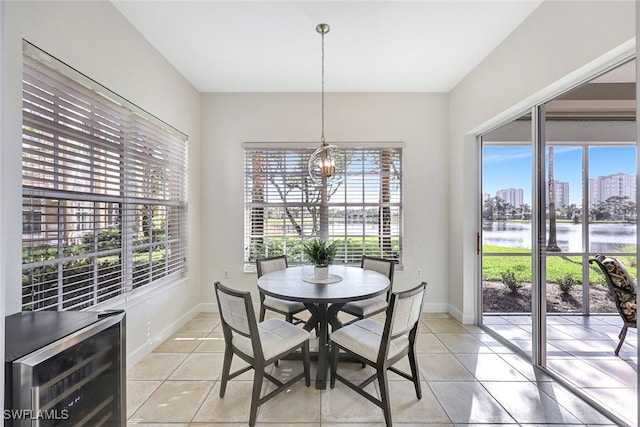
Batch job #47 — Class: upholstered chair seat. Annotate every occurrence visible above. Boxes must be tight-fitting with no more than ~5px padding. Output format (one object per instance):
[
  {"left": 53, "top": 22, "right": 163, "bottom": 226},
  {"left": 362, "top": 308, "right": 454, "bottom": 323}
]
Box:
[
  {"left": 232, "top": 318, "right": 310, "bottom": 360},
  {"left": 339, "top": 256, "right": 395, "bottom": 324},
  {"left": 339, "top": 296, "right": 389, "bottom": 319},
  {"left": 262, "top": 296, "right": 305, "bottom": 315},
  {"left": 330, "top": 318, "right": 409, "bottom": 362}
]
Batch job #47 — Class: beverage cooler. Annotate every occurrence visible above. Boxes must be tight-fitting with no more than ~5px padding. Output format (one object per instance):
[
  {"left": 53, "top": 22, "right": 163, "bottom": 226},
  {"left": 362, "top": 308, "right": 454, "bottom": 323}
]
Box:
[{"left": 4, "top": 310, "right": 126, "bottom": 426}]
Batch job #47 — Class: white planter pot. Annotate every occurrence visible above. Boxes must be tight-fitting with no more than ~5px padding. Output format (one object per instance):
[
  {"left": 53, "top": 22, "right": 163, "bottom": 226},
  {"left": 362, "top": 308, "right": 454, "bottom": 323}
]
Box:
[{"left": 314, "top": 266, "right": 329, "bottom": 280}]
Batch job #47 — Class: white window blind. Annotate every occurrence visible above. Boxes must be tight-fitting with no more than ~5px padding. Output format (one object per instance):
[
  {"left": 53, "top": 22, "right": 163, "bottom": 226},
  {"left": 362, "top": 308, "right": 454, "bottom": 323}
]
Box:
[
  {"left": 244, "top": 145, "right": 403, "bottom": 266},
  {"left": 21, "top": 42, "right": 188, "bottom": 311}
]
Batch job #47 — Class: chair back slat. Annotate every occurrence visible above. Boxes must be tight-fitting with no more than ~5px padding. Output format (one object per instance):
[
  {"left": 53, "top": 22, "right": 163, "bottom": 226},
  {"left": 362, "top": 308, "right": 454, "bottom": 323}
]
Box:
[{"left": 257, "top": 255, "right": 288, "bottom": 278}]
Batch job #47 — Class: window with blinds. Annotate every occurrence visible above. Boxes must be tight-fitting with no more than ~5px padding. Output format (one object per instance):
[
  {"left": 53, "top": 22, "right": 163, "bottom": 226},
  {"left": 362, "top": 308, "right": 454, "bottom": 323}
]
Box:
[
  {"left": 244, "top": 144, "right": 403, "bottom": 266},
  {"left": 21, "top": 41, "right": 188, "bottom": 311}
]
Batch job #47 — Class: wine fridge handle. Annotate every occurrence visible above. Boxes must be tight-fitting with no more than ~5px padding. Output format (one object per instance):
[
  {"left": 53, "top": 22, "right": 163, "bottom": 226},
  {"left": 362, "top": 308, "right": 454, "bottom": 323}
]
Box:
[{"left": 31, "top": 386, "right": 40, "bottom": 427}]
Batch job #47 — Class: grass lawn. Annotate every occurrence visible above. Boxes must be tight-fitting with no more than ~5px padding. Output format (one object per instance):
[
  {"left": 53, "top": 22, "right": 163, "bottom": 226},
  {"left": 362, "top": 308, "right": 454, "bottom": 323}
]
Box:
[{"left": 482, "top": 245, "right": 637, "bottom": 284}]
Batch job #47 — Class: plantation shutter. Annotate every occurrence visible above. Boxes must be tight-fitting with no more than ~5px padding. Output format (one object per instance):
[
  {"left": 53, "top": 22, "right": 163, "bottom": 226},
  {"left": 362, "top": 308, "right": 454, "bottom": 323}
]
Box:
[
  {"left": 243, "top": 144, "right": 403, "bottom": 267},
  {"left": 21, "top": 42, "right": 187, "bottom": 311}
]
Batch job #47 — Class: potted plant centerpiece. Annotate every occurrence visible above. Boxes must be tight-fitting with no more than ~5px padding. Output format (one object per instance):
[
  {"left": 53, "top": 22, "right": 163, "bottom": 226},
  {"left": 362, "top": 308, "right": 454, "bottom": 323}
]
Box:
[{"left": 303, "top": 238, "right": 337, "bottom": 280}]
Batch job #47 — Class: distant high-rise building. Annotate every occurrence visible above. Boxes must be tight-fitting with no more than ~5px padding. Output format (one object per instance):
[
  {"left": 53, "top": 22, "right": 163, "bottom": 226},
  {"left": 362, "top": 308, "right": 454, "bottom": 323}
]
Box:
[
  {"left": 545, "top": 180, "right": 569, "bottom": 207},
  {"left": 589, "top": 173, "right": 636, "bottom": 206},
  {"left": 496, "top": 188, "right": 523, "bottom": 208}
]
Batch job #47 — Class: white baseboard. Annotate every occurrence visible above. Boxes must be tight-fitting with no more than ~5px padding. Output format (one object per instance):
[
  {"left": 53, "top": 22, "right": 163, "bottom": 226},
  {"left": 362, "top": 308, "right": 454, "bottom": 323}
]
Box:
[
  {"left": 198, "top": 302, "right": 219, "bottom": 313},
  {"left": 126, "top": 304, "right": 202, "bottom": 369},
  {"left": 448, "top": 304, "right": 475, "bottom": 325},
  {"left": 422, "top": 302, "right": 449, "bottom": 313}
]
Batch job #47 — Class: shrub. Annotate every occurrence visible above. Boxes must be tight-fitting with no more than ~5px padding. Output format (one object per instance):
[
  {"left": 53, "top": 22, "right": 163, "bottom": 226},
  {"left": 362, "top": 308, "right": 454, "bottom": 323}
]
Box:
[
  {"left": 558, "top": 275, "right": 576, "bottom": 294},
  {"left": 501, "top": 270, "right": 522, "bottom": 294}
]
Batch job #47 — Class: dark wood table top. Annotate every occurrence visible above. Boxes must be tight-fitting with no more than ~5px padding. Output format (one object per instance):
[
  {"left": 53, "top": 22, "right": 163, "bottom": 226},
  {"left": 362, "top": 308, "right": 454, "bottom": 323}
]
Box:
[{"left": 257, "top": 265, "right": 390, "bottom": 304}]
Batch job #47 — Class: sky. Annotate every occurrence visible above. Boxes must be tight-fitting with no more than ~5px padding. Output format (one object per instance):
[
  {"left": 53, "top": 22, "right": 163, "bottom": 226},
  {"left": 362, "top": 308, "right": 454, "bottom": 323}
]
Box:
[{"left": 482, "top": 145, "right": 637, "bottom": 205}]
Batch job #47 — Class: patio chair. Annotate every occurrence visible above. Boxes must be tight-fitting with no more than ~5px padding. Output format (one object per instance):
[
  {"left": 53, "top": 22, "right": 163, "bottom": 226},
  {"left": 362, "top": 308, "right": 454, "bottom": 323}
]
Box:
[
  {"left": 339, "top": 256, "right": 395, "bottom": 325},
  {"left": 257, "top": 255, "right": 307, "bottom": 325},
  {"left": 213, "top": 281, "right": 310, "bottom": 427},
  {"left": 330, "top": 281, "right": 427, "bottom": 427},
  {"left": 589, "top": 254, "right": 637, "bottom": 356}
]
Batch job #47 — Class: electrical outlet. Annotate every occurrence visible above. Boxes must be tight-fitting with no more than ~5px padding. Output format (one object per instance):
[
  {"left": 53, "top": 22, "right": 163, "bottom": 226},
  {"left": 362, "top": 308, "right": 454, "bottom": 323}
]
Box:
[
  {"left": 416, "top": 269, "right": 422, "bottom": 278},
  {"left": 224, "top": 269, "right": 229, "bottom": 279}
]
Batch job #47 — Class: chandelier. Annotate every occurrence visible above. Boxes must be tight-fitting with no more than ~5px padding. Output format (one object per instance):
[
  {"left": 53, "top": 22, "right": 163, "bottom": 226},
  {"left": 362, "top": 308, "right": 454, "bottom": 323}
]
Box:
[{"left": 308, "top": 23, "right": 342, "bottom": 186}]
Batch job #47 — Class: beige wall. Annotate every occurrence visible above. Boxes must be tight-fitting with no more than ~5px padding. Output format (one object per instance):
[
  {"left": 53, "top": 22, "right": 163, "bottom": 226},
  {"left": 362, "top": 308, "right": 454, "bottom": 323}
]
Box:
[
  {"left": 199, "top": 92, "right": 450, "bottom": 311},
  {"left": 448, "top": 0, "right": 636, "bottom": 322},
  {"left": 2, "top": 0, "right": 202, "bottom": 368}
]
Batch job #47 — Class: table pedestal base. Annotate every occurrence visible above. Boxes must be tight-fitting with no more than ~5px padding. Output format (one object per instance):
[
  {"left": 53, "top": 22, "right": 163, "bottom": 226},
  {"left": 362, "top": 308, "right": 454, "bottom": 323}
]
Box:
[{"left": 303, "top": 302, "right": 345, "bottom": 389}]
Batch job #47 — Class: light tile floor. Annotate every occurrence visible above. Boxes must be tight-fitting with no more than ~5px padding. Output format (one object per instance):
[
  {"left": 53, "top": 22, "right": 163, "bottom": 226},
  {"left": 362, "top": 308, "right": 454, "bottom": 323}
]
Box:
[
  {"left": 127, "top": 312, "right": 620, "bottom": 426},
  {"left": 484, "top": 314, "right": 637, "bottom": 426}
]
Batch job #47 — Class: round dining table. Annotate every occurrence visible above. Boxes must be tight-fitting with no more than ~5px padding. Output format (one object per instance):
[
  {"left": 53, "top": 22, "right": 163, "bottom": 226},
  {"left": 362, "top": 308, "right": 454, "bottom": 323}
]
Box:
[{"left": 257, "top": 264, "right": 390, "bottom": 389}]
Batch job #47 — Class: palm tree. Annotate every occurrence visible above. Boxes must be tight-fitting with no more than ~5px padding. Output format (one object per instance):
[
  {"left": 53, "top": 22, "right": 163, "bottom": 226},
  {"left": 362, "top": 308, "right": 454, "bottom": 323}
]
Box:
[
  {"left": 546, "top": 146, "right": 561, "bottom": 252},
  {"left": 379, "top": 150, "right": 392, "bottom": 255}
]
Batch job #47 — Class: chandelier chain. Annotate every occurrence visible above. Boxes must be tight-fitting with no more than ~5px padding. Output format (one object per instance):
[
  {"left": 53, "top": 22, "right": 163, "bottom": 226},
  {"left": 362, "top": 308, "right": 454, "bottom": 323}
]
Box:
[{"left": 321, "top": 27, "right": 326, "bottom": 145}]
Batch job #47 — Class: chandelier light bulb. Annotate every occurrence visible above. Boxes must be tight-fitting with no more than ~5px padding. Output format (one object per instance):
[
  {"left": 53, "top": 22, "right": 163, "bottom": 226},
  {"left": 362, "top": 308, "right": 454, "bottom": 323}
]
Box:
[
  {"left": 321, "top": 155, "right": 335, "bottom": 178},
  {"left": 309, "top": 142, "right": 342, "bottom": 186}
]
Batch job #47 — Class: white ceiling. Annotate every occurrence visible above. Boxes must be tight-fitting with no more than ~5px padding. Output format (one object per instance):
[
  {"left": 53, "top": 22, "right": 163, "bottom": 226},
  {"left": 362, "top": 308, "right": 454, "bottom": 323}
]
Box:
[{"left": 112, "top": 0, "right": 544, "bottom": 93}]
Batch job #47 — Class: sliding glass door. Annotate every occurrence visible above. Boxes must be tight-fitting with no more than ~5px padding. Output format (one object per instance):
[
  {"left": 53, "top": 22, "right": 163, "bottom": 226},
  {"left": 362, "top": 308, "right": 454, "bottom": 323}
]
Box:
[
  {"left": 481, "top": 113, "right": 533, "bottom": 358},
  {"left": 542, "top": 103, "right": 637, "bottom": 424},
  {"left": 479, "top": 58, "right": 637, "bottom": 426}
]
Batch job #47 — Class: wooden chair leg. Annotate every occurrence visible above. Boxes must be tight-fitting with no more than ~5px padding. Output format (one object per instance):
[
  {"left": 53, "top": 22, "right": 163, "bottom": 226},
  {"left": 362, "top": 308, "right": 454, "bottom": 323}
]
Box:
[
  {"left": 615, "top": 325, "right": 628, "bottom": 356},
  {"left": 377, "top": 369, "right": 392, "bottom": 427},
  {"left": 408, "top": 346, "right": 422, "bottom": 399},
  {"left": 330, "top": 344, "right": 339, "bottom": 389},
  {"left": 302, "top": 340, "right": 311, "bottom": 387},
  {"left": 249, "top": 367, "right": 264, "bottom": 427},
  {"left": 219, "top": 346, "right": 233, "bottom": 398}
]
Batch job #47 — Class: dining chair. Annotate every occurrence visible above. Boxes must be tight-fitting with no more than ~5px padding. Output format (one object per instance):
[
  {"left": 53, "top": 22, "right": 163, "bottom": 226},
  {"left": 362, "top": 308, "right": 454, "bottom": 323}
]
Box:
[
  {"left": 256, "top": 255, "right": 307, "bottom": 325},
  {"left": 339, "top": 256, "right": 395, "bottom": 325},
  {"left": 213, "top": 281, "right": 311, "bottom": 427},
  {"left": 589, "top": 254, "right": 637, "bottom": 356},
  {"left": 330, "top": 281, "right": 427, "bottom": 427}
]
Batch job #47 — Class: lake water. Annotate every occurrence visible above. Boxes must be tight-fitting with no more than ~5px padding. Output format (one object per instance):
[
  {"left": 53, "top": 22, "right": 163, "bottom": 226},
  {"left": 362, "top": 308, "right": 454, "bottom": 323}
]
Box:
[{"left": 482, "top": 221, "right": 636, "bottom": 253}]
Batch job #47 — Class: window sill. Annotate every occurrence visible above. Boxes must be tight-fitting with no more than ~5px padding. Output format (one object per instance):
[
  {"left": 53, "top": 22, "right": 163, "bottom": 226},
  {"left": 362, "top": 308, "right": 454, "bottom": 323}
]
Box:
[{"left": 83, "top": 275, "right": 190, "bottom": 312}]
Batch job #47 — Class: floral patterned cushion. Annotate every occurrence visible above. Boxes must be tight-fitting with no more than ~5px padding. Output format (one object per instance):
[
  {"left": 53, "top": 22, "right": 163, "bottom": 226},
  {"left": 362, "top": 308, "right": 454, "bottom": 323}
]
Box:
[{"left": 601, "top": 257, "right": 637, "bottom": 324}]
